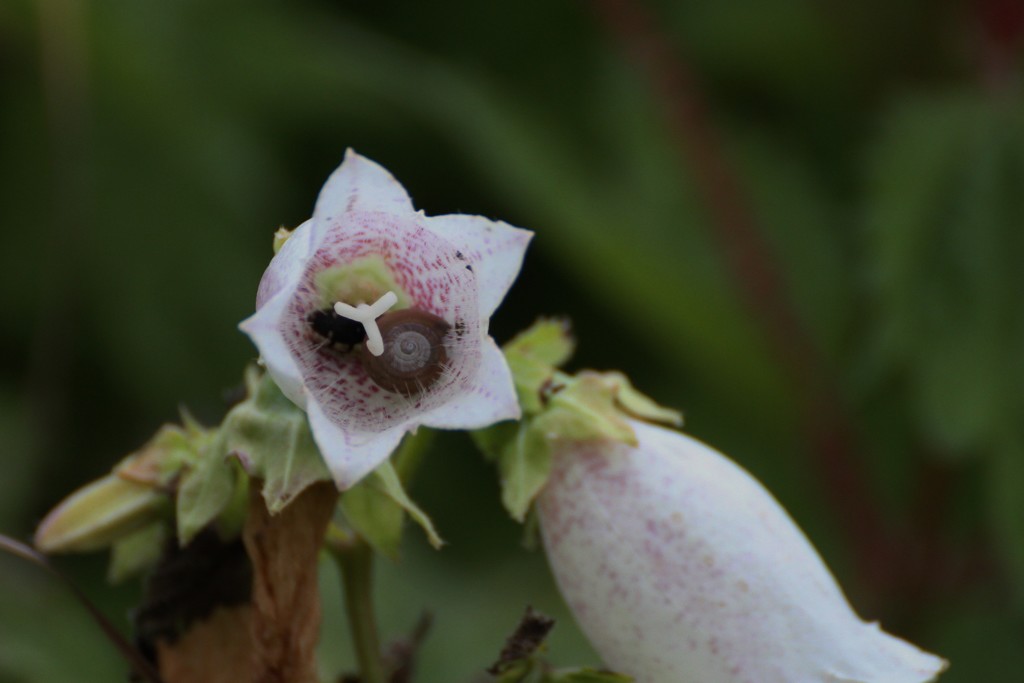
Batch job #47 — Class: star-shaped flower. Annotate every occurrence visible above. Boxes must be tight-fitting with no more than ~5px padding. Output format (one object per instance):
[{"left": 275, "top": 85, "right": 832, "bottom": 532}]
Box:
[{"left": 240, "top": 150, "right": 532, "bottom": 489}]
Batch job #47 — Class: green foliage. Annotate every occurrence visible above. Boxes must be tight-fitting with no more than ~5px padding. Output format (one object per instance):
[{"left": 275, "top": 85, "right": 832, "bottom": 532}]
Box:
[
  {"left": 477, "top": 322, "right": 682, "bottom": 521},
  {"left": 341, "top": 458, "right": 444, "bottom": 557},
  {"left": 866, "top": 95, "right": 1024, "bottom": 455},
  {"left": 216, "top": 368, "right": 332, "bottom": 513},
  {"left": 864, "top": 93, "right": 1024, "bottom": 600},
  {"left": 175, "top": 429, "right": 241, "bottom": 545},
  {"left": 504, "top": 319, "right": 575, "bottom": 414},
  {"left": 108, "top": 522, "right": 168, "bottom": 584},
  {"left": 485, "top": 421, "right": 553, "bottom": 523}
]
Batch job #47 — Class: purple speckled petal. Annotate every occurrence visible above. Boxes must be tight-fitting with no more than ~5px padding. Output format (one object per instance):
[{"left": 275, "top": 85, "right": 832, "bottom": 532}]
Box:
[
  {"left": 421, "top": 336, "right": 520, "bottom": 429},
  {"left": 306, "top": 396, "right": 406, "bottom": 490},
  {"left": 239, "top": 292, "right": 307, "bottom": 410},
  {"left": 538, "top": 421, "right": 947, "bottom": 683},
  {"left": 311, "top": 150, "right": 414, "bottom": 234},
  {"left": 255, "top": 219, "right": 314, "bottom": 310},
  {"left": 241, "top": 151, "right": 532, "bottom": 492},
  {"left": 280, "top": 210, "right": 484, "bottom": 436},
  {"left": 423, "top": 214, "right": 533, "bottom": 318}
]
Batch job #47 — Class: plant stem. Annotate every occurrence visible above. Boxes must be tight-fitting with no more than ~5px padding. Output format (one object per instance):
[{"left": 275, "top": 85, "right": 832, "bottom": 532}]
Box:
[
  {"left": 243, "top": 481, "right": 338, "bottom": 683},
  {"left": 334, "top": 536, "right": 387, "bottom": 683}
]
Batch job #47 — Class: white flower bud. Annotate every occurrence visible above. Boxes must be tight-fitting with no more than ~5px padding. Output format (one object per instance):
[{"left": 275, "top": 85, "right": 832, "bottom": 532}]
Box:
[{"left": 538, "top": 420, "right": 947, "bottom": 683}]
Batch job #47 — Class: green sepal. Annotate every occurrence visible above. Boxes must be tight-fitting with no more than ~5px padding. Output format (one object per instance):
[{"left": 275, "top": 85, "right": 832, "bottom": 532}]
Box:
[
  {"left": 220, "top": 367, "right": 332, "bottom": 513},
  {"left": 340, "top": 467, "right": 404, "bottom": 559},
  {"left": 535, "top": 372, "right": 682, "bottom": 446},
  {"left": 108, "top": 522, "right": 169, "bottom": 584},
  {"left": 175, "top": 430, "right": 239, "bottom": 545},
  {"left": 479, "top": 321, "right": 681, "bottom": 524},
  {"left": 520, "top": 507, "right": 541, "bottom": 550},
  {"left": 505, "top": 318, "right": 575, "bottom": 368},
  {"left": 341, "top": 458, "right": 443, "bottom": 557},
  {"left": 603, "top": 371, "right": 683, "bottom": 427},
  {"left": 498, "top": 421, "right": 552, "bottom": 523},
  {"left": 272, "top": 226, "right": 292, "bottom": 253},
  {"left": 504, "top": 319, "right": 575, "bottom": 414},
  {"left": 113, "top": 423, "right": 202, "bottom": 489},
  {"left": 535, "top": 374, "right": 637, "bottom": 445},
  {"left": 35, "top": 475, "right": 171, "bottom": 554},
  {"left": 473, "top": 420, "right": 552, "bottom": 522}
]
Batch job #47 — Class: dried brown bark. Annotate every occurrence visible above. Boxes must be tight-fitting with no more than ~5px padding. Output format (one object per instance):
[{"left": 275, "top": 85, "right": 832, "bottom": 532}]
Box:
[
  {"left": 243, "top": 481, "right": 339, "bottom": 683},
  {"left": 156, "top": 606, "right": 255, "bottom": 683}
]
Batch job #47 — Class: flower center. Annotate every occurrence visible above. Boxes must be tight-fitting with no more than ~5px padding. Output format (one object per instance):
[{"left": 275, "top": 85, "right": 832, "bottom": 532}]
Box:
[{"left": 332, "top": 291, "right": 398, "bottom": 357}]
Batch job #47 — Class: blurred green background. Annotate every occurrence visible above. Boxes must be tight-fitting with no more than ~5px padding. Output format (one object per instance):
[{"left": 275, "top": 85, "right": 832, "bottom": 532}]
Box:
[{"left": 2, "top": 0, "right": 1023, "bottom": 680}]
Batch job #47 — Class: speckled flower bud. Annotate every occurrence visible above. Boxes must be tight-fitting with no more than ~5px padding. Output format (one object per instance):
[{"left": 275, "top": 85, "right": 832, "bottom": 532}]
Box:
[{"left": 538, "top": 420, "right": 947, "bottom": 683}]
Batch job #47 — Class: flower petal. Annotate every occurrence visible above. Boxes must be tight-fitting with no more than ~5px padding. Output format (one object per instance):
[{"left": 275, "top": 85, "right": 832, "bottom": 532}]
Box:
[
  {"left": 255, "top": 219, "right": 314, "bottom": 309},
  {"left": 422, "top": 336, "right": 521, "bottom": 429},
  {"left": 312, "top": 149, "right": 414, "bottom": 225},
  {"left": 239, "top": 293, "right": 308, "bottom": 409},
  {"left": 306, "top": 397, "right": 406, "bottom": 490},
  {"left": 423, "top": 214, "right": 533, "bottom": 318}
]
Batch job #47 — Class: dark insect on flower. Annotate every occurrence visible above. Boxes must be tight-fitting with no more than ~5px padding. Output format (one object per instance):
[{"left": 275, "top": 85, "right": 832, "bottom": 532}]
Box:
[{"left": 308, "top": 308, "right": 366, "bottom": 349}]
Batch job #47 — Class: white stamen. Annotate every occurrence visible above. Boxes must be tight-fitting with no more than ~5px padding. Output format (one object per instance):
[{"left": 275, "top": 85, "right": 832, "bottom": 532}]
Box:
[{"left": 334, "top": 291, "right": 398, "bottom": 356}]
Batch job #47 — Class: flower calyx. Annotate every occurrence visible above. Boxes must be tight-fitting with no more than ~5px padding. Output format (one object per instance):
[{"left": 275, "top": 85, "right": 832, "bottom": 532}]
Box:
[{"left": 473, "top": 319, "right": 682, "bottom": 522}]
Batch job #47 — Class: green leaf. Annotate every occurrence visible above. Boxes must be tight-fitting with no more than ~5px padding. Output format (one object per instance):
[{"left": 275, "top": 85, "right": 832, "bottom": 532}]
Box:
[
  {"left": 505, "top": 319, "right": 575, "bottom": 368},
  {"left": 503, "top": 320, "right": 575, "bottom": 415},
  {"left": 107, "top": 522, "right": 168, "bottom": 584},
  {"left": 496, "top": 422, "right": 552, "bottom": 523},
  {"left": 342, "top": 459, "right": 443, "bottom": 555},
  {"left": 175, "top": 431, "right": 238, "bottom": 546},
  {"left": 219, "top": 368, "right": 332, "bottom": 513},
  {"left": 340, "top": 470, "right": 405, "bottom": 559},
  {"left": 374, "top": 461, "right": 443, "bottom": 549}
]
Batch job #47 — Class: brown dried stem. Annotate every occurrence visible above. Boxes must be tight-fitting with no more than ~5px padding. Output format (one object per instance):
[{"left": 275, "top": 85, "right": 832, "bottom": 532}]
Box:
[{"left": 243, "top": 481, "right": 339, "bottom": 683}]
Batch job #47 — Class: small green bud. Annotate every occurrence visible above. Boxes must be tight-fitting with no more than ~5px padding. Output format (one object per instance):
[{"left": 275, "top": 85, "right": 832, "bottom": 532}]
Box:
[
  {"left": 35, "top": 423, "right": 204, "bottom": 554},
  {"left": 34, "top": 474, "right": 169, "bottom": 554},
  {"left": 272, "top": 226, "right": 293, "bottom": 254}
]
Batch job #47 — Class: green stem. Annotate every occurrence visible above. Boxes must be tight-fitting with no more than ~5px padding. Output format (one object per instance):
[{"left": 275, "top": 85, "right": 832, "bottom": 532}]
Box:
[{"left": 335, "top": 536, "right": 387, "bottom": 683}]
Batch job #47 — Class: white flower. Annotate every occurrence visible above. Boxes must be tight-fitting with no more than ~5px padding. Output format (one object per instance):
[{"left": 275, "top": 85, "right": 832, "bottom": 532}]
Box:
[
  {"left": 240, "top": 150, "right": 532, "bottom": 489},
  {"left": 538, "top": 420, "right": 948, "bottom": 683}
]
